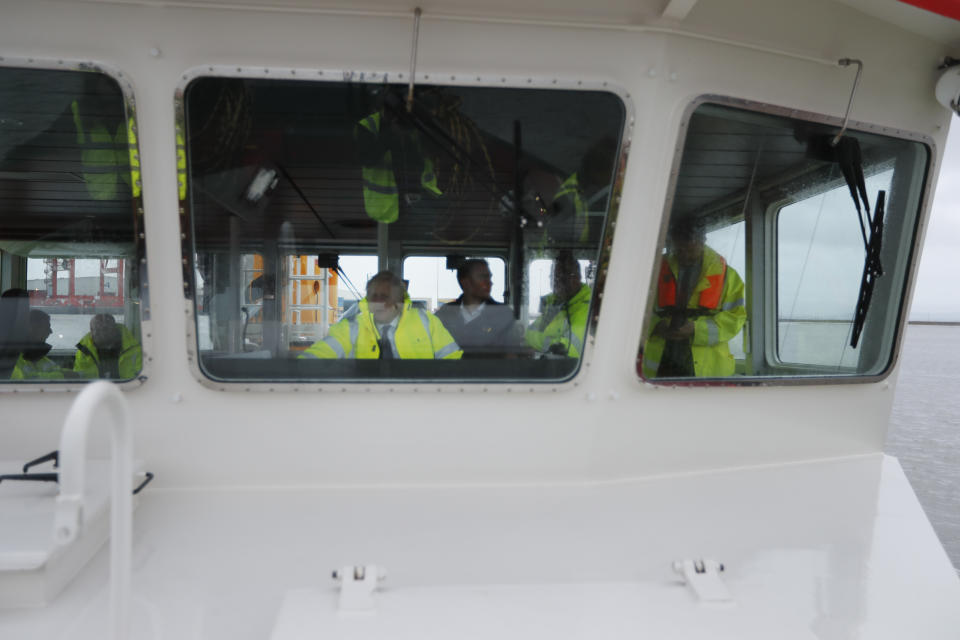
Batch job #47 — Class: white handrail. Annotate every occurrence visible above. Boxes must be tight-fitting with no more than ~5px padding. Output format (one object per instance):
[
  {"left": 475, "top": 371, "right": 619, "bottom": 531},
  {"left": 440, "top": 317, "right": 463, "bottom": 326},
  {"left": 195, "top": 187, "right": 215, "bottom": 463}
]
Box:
[{"left": 53, "top": 381, "right": 132, "bottom": 640}]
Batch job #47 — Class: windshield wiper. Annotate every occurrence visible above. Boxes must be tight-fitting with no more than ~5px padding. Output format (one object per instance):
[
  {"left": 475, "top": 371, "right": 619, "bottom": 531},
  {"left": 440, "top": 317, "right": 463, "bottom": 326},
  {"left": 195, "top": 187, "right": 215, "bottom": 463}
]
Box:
[
  {"left": 830, "top": 136, "right": 884, "bottom": 349},
  {"left": 850, "top": 190, "right": 885, "bottom": 348}
]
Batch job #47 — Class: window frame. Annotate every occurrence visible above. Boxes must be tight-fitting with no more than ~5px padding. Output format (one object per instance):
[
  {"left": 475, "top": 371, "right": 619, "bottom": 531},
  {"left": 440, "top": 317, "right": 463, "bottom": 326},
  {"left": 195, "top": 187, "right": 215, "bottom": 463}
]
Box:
[
  {"left": 0, "top": 56, "right": 151, "bottom": 392},
  {"left": 177, "top": 64, "right": 633, "bottom": 392},
  {"left": 639, "top": 94, "right": 934, "bottom": 387}
]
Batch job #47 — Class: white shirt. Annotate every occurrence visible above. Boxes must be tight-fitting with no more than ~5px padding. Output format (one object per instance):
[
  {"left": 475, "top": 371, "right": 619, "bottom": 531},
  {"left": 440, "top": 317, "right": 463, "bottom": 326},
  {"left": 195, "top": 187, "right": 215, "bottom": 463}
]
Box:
[
  {"left": 459, "top": 301, "right": 486, "bottom": 324},
  {"left": 377, "top": 315, "right": 400, "bottom": 342}
]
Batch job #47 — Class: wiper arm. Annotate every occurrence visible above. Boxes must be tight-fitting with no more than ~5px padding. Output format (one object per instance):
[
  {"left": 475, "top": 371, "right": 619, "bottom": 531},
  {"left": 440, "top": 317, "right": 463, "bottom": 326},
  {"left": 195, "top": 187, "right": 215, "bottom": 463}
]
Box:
[
  {"left": 850, "top": 190, "right": 885, "bottom": 348},
  {"left": 835, "top": 136, "right": 871, "bottom": 251},
  {"left": 827, "top": 135, "right": 884, "bottom": 349}
]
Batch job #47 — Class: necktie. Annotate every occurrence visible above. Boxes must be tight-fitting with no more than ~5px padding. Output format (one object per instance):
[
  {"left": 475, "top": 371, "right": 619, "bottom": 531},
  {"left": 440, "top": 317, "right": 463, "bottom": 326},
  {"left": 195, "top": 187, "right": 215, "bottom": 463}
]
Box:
[{"left": 379, "top": 329, "right": 394, "bottom": 360}]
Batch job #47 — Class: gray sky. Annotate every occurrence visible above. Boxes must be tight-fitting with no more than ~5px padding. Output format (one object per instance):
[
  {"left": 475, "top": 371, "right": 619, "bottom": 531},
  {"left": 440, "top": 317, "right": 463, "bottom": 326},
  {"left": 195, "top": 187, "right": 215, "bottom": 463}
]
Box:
[{"left": 911, "top": 119, "right": 960, "bottom": 321}]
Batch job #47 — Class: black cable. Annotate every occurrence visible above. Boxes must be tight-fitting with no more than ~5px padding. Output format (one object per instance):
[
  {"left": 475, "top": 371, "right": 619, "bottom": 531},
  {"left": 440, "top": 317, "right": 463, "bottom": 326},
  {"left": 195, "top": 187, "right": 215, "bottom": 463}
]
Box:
[
  {"left": 275, "top": 164, "right": 337, "bottom": 239},
  {"left": 335, "top": 266, "right": 363, "bottom": 301}
]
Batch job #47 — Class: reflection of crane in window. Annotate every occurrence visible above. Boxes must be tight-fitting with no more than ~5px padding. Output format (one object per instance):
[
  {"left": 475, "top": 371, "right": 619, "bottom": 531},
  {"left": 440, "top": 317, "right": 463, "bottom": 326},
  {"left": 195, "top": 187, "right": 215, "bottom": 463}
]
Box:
[{"left": 28, "top": 257, "right": 125, "bottom": 311}]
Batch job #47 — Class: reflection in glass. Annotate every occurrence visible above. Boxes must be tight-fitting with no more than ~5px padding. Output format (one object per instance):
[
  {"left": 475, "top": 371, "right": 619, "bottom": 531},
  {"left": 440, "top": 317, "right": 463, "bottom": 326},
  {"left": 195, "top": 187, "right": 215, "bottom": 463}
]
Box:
[
  {"left": 299, "top": 270, "right": 462, "bottom": 361},
  {"left": 185, "top": 78, "right": 625, "bottom": 382},
  {"left": 642, "top": 220, "right": 746, "bottom": 378},
  {"left": 525, "top": 252, "right": 592, "bottom": 359},
  {"left": 640, "top": 102, "right": 927, "bottom": 381},
  {"left": 0, "top": 67, "right": 143, "bottom": 383},
  {"left": 777, "top": 170, "right": 893, "bottom": 368}
]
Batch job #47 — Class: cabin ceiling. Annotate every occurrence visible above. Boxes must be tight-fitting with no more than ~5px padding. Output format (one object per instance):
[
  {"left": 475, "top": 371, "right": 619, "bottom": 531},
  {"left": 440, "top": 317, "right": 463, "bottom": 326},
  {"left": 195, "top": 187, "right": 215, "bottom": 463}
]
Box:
[
  {"left": 0, "top": 70, "right": 135, "bottom": 248},
  {"left": 0, "top": 91, "right": 898, "bottom": 254},
  {"left": 184, "top": 79, "right": 622, "bottom": 252},
  {"left": 669, "top": 104, "right": 906, "bottom": 224},
  {"left": 1, "top": 74, "right": 622, "bottom": 254},
  {"left": 671, "top": 112, "right": 810, "bottom": 217},
  {"left": 188, "top": 135, "right": 583, "bottom": 252}
]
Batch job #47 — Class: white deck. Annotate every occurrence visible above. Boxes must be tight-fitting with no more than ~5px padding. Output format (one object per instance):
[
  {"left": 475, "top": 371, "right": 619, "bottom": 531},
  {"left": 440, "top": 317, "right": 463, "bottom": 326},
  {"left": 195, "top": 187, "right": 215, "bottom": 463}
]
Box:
[
  {"left": 2, "top": 454, "right": 957, "bottom": 639},
  {"left": 0, "top": 460, "right": 145, "bottom": 609}
]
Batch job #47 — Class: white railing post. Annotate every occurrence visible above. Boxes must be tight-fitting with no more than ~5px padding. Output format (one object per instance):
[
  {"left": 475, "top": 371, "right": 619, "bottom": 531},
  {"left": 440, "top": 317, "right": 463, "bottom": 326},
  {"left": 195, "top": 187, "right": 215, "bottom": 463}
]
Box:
[{"left": 53, "top": 380, "right": 132, "bottom": 640}]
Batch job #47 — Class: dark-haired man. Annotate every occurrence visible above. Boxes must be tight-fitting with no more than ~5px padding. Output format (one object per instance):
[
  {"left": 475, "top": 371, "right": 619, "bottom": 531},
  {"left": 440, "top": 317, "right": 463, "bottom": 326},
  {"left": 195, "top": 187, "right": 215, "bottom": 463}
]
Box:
[{"left": 435, "top": 259, "right": 523, "bottom": 357}]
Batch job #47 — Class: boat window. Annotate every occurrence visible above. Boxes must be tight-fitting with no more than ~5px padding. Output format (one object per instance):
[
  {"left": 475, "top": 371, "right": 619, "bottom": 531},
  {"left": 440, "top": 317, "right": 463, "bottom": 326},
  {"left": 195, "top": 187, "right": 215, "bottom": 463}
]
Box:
[
  {"left": 0, "top": 66, "right": 144, "bottom": 384},
  {"left": 184, "top": 76, "right": 625, "bottom": 383},
  {"left": 639, "top": 101, "right": 928, "bottom": 383}
]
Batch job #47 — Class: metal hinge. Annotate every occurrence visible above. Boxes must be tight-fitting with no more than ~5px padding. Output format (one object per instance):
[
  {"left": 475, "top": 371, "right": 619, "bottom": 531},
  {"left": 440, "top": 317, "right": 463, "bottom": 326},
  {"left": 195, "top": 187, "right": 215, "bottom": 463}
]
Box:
[
  {"left": 672, "top": 558, "right": 732, "bottom": 603},
  {"left": 331, "top": 565, "right": 387, "bottom": 612}
]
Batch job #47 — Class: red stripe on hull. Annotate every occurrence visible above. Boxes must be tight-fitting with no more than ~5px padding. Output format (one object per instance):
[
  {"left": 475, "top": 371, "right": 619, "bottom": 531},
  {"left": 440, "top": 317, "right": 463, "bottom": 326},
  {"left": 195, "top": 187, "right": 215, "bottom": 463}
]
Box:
[{"left": 900, "top": 0, "right": 960, "bottom": 21}]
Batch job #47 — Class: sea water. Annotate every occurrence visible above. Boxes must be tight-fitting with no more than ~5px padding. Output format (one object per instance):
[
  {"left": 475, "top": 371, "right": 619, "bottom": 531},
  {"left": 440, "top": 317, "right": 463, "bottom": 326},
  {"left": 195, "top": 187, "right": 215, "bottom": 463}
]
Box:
[{"left": 887, "top": 323, "right": 960, "bottom": 568}]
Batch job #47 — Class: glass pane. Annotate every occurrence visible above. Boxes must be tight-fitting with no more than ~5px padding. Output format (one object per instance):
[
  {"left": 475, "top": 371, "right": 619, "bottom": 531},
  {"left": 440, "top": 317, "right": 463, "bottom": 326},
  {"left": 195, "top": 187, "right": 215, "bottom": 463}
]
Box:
[
  {"left": 0, "top": 67, "right": 143, "bottom": 383},
  {"left": 186, "top": 77, "right": 624, "bottom": 382},
  {"left": 777, "top": 170, "right": 893, "bottom": 368},
  {"left": 639, "top": 102, "right": 927, "bottom": 382}
]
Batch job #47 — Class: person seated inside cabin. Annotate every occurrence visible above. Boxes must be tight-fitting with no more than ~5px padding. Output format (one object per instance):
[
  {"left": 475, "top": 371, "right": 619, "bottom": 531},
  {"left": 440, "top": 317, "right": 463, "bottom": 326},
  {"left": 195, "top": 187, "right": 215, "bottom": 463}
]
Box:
[
  {"left": 640, "top": 218, "right": 746, "bottom": 378},
  {"left": 300, "top": 271, "right": 462, "bottom": 360},
  {"left": 526, "top": 251, "right": 592, "bottom": 359},
  {"left": 0, "top": 288, "right": 31, "bottom": 379},
  {"left": 74, "top": 313, "right": 142, "bottom": 380},
  {"left": 11, "top": 310, "right": 64, "bottom": 380},
  {"left": 435, "top": 259, "right": 524, "bottom": 358}
]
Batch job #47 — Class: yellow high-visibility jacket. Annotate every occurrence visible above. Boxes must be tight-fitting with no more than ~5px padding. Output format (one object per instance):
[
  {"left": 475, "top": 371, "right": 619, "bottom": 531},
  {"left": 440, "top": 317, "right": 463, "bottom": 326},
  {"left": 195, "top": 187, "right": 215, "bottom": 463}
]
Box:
[
  {"left": 525, "top": 284, "right": 591, "bottom": 359},
  {"left": 11, "top": 354, "right": 64, "bottom": 380},
  {"left": 355, "top": 111, "right": 441, "bottom": 223},
  {"left": 554, "top": 172, "right": 590, "bottom": 243},
  {"left": 301, "top": 297, "right": 462, "bottom": 360},
  {"left": 73, "top": 325, "right": 142, "bottom": 379},
  {"left": 642, "top": 246, "right": 746, "bottom": 378},
  {"left": 71, "top": 100, "right": 140, "bottom": 200}
]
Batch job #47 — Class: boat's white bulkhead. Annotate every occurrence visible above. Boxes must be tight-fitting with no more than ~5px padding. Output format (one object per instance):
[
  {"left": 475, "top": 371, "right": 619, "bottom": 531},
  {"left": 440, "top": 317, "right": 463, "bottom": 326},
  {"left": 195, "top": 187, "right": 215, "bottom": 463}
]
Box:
[{"left": 0, "top": 0, "right": 959, "bottom": 638}]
